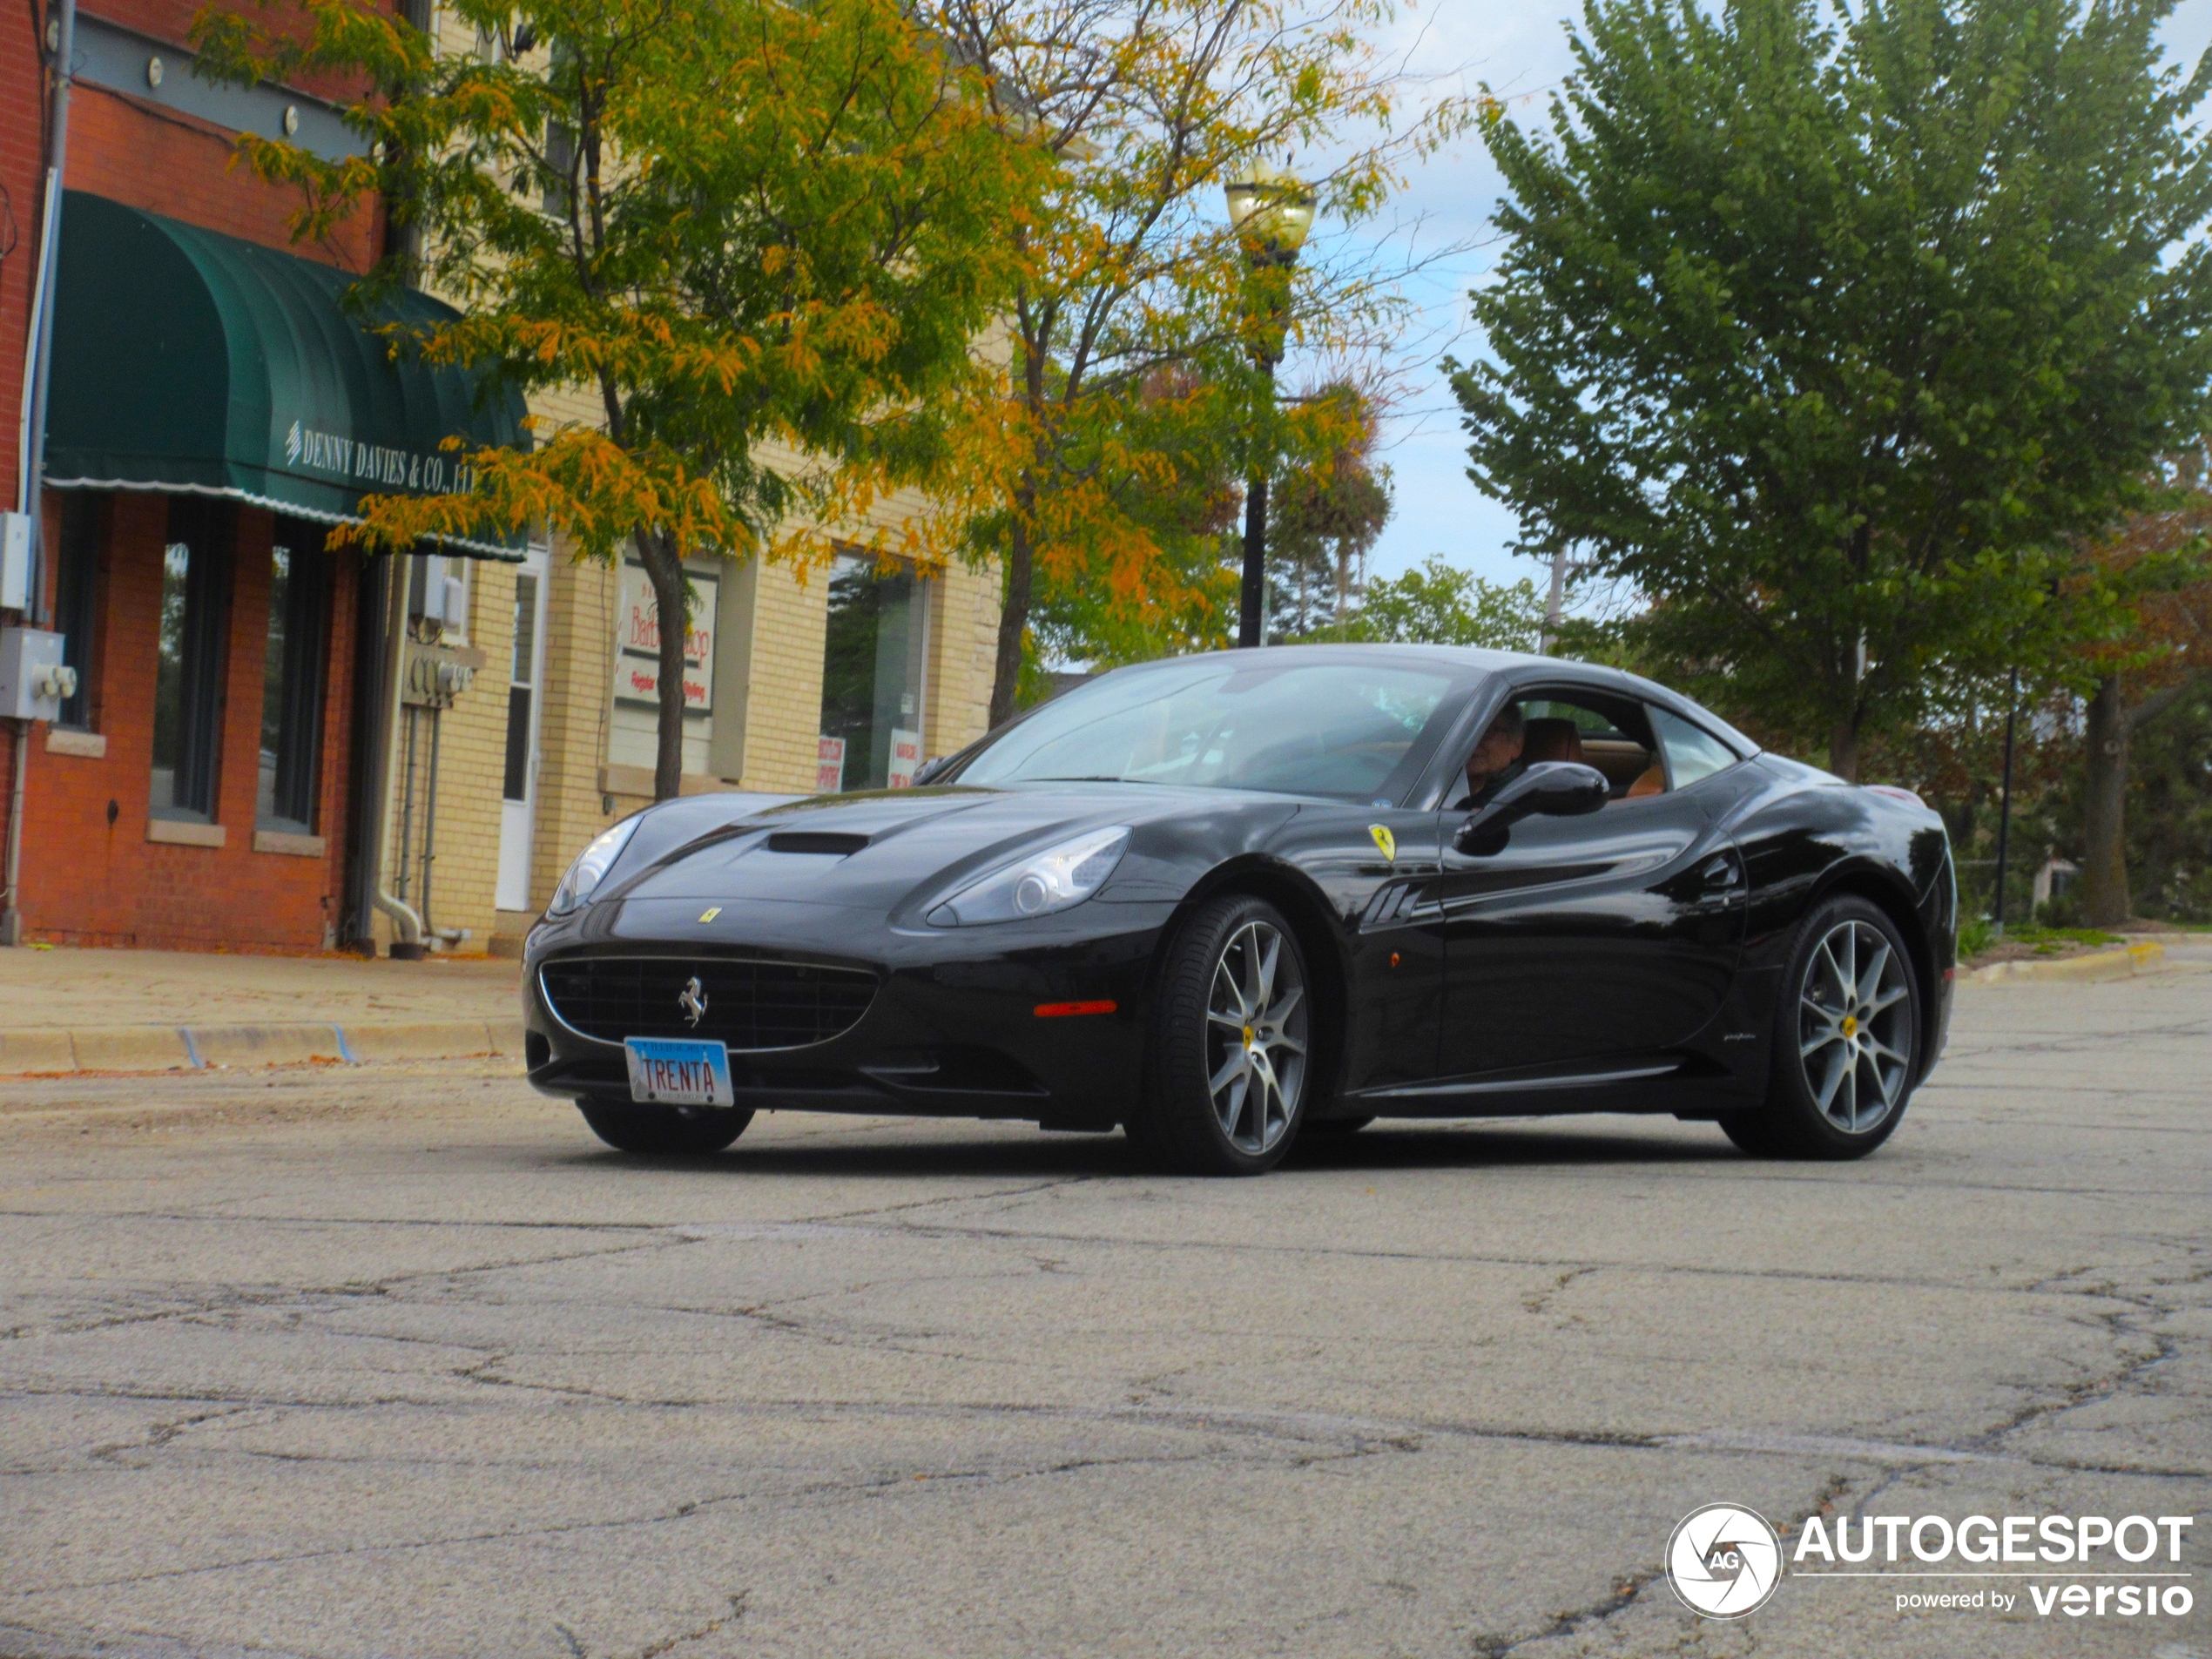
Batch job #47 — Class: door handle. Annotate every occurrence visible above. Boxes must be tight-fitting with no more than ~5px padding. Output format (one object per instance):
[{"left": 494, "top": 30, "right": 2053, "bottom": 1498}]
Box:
[{"left": 1699, "top": 854, "right": 1743, "bottom": 890}]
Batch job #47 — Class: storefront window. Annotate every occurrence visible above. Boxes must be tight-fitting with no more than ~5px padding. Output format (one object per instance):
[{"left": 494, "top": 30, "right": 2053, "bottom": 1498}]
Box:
[
  {"left": 258, "top": 521, "right": 330, "bottom": 833},
  {"left": 818, "top": 553, "right": 927, "bottom": 792},
  {"left": 150, "top": 498, "right": 231, "bottom": 822},
  {"left": 51, "top": 493, "right": 101, "bottom": 730}
]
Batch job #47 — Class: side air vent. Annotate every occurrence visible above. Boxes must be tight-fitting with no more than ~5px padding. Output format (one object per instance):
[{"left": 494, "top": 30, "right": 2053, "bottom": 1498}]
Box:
[{"left": 765, "top": 832, "right": 871, "bottom": 855}]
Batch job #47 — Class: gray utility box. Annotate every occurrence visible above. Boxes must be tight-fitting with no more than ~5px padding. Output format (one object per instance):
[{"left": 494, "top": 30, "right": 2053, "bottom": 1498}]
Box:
[
  {"left": 0, "top": 512, "right": 30, "bottom": 610},
  {"left": 0, "top": 628, "right": 73, "bottom": 721}
]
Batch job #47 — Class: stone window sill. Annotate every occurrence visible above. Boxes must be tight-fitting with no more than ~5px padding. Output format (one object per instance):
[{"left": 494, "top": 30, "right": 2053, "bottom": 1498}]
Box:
[
  {"left": 45, "top": 728, "right": 105, "bottom": 758},
  {"left": 252, "top": 829, "right": 327, "bottom": 858},
  {"left": 145, "top": 818, "right": 226, "bottom": 848}
]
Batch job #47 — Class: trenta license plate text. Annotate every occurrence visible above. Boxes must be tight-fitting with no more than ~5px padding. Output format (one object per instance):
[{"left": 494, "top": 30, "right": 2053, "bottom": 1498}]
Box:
[{"left": 624, "top": 1038, "right": 736, "bottom": 1107}]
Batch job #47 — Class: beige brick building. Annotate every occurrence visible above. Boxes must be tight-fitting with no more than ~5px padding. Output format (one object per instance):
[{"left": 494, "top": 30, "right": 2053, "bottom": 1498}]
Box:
[{"left": 365, "top": 448, "right": 1003, "bottom": 958}]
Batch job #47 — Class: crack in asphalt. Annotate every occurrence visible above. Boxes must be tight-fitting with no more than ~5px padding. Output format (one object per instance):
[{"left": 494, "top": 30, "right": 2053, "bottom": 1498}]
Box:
[{"left": 3, "top": 984, "right": 2204, "bottom": 1656}]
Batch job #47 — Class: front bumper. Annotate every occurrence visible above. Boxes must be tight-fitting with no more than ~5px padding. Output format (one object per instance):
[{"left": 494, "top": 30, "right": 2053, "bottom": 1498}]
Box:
[{"left": 521, "top": 894, "right": 1178, "bottom": 1130}]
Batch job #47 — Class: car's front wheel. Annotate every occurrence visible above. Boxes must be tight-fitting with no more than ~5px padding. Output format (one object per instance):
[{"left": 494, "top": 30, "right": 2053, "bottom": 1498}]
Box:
[
  {"left": 1721, "top": 896, "right": 1921, "bottom": 1160},
  {"left": 577, "top": 1098, "right": 754, "bottom": 1156},
  {"left": 1128, "top": 894, "right": 1314, "bottom": 1176}
]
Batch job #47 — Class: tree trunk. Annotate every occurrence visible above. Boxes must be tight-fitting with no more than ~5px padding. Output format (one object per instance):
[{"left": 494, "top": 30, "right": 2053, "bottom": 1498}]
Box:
[
  {"left": 1827, "top": 716, "right": 1859, "bottom": 783},
  {"left": 988, "top": 518, "right": 1033, "bottom": 730},
  {"left": 2083, "top": 675, "right": 2132, "bottom": 927},
  {"left": 637, "top": 529, "right": 690, "bottom": 804}
]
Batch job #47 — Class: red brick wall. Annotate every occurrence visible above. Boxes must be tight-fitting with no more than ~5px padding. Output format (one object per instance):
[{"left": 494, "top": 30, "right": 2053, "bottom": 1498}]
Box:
[
  {"left": 88, "top": 0, "right": 374, "bottom": 108},
  {"left": 66, "top": 84, "right": 381, "bottom": 273},
  {"left": 6, "top": 0, "right": 395, "bottom": 950},
  {"left": 19, "top": 494, "right": 359, "bottom": 951},
  {"left": 2, "top": 0, "right": 48, "bottom": 514}
]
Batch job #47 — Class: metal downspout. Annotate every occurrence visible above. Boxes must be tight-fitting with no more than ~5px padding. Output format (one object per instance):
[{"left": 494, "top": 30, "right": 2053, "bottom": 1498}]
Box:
[
  {"left": 419, "top": 705, "right": 441, "bottom": 934},
  {"left": 5, "top": 0, "right": 79, "bottom": 946},
  {"left": 371, "top": 553, "right": 424, "bottom": 956},
  {"left": 20, "top": 0, "right": 76, "bottom": 624}
]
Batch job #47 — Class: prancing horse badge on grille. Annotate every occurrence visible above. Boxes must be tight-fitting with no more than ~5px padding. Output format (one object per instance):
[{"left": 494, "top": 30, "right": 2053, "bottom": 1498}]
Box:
[{"left": 678, "top": 975, "right": 708, "bottom": 1028}]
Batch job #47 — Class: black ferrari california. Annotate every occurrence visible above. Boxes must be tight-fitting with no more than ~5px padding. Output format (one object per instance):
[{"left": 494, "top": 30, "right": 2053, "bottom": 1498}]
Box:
[{"left": 523, "top": 645, "right": 1956, "bottom": 1174}]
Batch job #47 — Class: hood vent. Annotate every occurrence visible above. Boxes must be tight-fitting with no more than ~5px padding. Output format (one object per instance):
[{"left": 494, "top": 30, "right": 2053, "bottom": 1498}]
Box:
[{"left": 765, "top": 831, "right": 871, "bottom": 855}]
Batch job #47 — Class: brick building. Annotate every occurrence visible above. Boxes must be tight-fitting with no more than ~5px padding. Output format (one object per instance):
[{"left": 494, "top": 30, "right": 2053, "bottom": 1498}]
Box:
[{"left": 2, "top": 0, "right": 1003, "bottom": 959}]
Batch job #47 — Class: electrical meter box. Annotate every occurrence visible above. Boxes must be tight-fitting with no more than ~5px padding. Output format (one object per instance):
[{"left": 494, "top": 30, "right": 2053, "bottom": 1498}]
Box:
[{"left": 0, "top": 627, "right": 72, "bottom": 721}]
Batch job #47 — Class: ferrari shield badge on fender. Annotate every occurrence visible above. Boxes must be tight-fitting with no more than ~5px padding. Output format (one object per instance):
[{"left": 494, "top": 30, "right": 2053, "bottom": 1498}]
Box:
[
  {"left": 1368, "top": 825, "right": 1396, "bottom": 861},
  {"left": 698, "top": 907, "right": 722, "bottom": 923}
]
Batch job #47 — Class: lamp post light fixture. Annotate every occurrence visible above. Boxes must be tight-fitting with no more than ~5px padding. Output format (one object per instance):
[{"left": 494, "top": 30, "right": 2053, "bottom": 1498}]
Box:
[{"left": 1223, "top": 160, "right": 1316, "bottom": 649}]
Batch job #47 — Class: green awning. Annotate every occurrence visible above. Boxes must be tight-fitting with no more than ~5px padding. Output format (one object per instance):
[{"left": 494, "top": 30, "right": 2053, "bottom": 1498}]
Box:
[{"left": 43, "top": 191, "right": 530, "bottom": 559}]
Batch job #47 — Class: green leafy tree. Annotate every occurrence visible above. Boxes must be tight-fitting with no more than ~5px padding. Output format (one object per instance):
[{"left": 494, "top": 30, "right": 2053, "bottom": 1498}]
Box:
[
  {"left": 196, "top": 0, "right": 1037, "bottom": 799},
  {"left": 1449, "top": 0, "right": 2212, "bottom": 779},
  {"left": 924, "top": 0, "right": 1467, "bottom": 725},
  {"left": 1267, "top": 388, "right": 1393, "bottom": 638},
  {"left": 1020, "top": 368, "right": 1244, "bottom": 682},
  {"left": 1304, "top": 556, "right": 1547, "bottom": 648}
]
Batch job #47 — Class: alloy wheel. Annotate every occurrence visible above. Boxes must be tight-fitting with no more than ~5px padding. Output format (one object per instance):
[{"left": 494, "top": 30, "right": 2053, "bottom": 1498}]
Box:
[
  {"left": 1796, "top": 919, "right": 1913, "bottom": 1134},
  {"left": 1204, "top": 920, "right": 1309, "bottom": 1156}
]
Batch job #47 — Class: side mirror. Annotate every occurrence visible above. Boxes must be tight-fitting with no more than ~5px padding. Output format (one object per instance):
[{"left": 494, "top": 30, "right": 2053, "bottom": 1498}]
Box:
[{"left": 1453, "top": 761, "right": 1610, "bottom": 855}]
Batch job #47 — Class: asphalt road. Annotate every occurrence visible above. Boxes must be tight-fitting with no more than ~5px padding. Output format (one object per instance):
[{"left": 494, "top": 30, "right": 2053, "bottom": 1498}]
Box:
[{"left": 1, "top": 974, "right": 2206, "bottom": 1659}]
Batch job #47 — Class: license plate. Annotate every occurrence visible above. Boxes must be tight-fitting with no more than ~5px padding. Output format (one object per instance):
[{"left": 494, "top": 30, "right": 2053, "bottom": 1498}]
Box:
[{"left": 624, "top": 1037, "right": 735, "bottom": 1107}]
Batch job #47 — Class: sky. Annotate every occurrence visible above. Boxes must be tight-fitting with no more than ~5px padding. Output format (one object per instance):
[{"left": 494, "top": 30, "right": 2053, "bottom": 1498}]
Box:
[{"left": 1345, "top": 0, "right": 2212, "bottom": 594}]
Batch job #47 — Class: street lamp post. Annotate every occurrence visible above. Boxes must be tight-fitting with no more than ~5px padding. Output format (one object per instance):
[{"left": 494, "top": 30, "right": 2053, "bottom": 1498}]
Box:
[{"left": 1223, "top": 161, "right": 1315, "bottom": 650}]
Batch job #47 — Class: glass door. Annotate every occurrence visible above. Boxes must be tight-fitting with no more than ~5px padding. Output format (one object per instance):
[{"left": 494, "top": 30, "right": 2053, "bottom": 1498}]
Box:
[
  {"left": 818, "top": 553, "right": 928, "bottom": 791},
  {"left": 496, "top": 548, "right": 550, "bottom": 911}
]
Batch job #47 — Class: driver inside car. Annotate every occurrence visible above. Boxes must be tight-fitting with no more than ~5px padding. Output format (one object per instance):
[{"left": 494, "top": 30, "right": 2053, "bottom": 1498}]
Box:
[{"left": 1458, "top": 705, "right": 1527, "bottom": 808}]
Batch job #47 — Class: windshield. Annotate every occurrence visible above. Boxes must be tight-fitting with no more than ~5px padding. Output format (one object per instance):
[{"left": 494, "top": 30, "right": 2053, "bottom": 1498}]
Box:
[{"left": 956, "top": 657, "right": 1467, "bottom": 800}]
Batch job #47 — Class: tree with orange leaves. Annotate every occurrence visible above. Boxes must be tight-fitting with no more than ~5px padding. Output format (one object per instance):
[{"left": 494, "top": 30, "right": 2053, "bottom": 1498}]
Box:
[
  {"left": 2071, "top": 448, "right": 2212, "bottom": 925},
  {"left": 923, "top": 0, "right": 1469, "bottom": 724},
  {"left": 194, "top": 0, "right": 1042, "bottom": 799}
]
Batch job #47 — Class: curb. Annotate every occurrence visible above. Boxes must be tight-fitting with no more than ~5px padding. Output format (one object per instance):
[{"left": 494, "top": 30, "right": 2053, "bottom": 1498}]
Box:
[
  {"left": 1966, "top": 941, "right": 2168, "bottom": 986},
  {"left": 0, "top": 1018, "right": 523, "bottom": 1077}
]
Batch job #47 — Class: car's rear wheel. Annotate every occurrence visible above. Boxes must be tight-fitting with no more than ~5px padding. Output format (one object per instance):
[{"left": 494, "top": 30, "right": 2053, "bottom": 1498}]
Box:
[
  {"left": 1128, "top": 895, "right": 1313, "bottom": 1176},
  {"left": 577, "top": 1097, "right": 754, "bottom": 1156},
  {"left": 1720, "top": 896, "right": 1920, "bottom": 1160}
]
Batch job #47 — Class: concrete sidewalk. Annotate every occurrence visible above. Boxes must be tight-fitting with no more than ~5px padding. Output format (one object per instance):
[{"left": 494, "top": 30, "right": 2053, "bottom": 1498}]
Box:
[
  {"left": 0, "top": 947, "right": 523, "bottom": 1075},
  {"left": 1965, "top": 933, "right": 2212, "bottom": 984}
]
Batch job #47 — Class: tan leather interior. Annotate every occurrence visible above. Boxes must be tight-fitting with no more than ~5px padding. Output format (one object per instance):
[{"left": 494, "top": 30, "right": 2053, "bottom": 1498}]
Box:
[
  {"left": 1626, "top": 764, "right": 1667, "bottom": 798},
  {"left": 1521, "top": 718, "right": 1586, "bottom": 766}
]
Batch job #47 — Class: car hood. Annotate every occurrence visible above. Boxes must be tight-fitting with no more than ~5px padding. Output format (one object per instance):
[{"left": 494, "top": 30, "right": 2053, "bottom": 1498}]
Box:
[{"left": 599, "top": 784, "right": 1298, "bottom": 917}]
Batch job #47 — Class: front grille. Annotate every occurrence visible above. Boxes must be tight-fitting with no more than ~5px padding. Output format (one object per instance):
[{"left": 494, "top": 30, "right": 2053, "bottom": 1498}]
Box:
[{"left": 540, "top": 957, "right": 879, "bottom": 1051}]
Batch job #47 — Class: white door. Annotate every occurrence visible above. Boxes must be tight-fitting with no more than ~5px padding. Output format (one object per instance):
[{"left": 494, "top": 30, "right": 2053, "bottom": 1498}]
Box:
[{"left": 496, "top": 548, "right": 550, "bottom": 912}]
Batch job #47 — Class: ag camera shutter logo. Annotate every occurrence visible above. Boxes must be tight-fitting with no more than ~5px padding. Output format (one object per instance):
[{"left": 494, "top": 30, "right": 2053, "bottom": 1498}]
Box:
[{"left": 1668, "top": 1503, "right": 1784, "bottom": 1619}]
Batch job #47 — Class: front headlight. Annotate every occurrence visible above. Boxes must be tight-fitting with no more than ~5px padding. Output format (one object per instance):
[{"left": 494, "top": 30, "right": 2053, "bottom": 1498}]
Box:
[
  {"left": 548, "top": 815, "right": 643, "bottom": 916},
  {"left": 927, "top": 826, "right": 1131, "bottom": 927}
]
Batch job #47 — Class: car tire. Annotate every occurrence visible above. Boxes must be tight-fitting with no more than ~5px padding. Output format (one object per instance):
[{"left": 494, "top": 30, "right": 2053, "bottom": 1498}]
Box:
[
  {"left": 577, "top": 1098, "right": 754, "bottom": 1156},
  {"left": 1126, "top": 894, "right": 1315, "bottom": 1176},
  {"left": 1723, "top": 895, "right": 1921, "bottom": 1160}
]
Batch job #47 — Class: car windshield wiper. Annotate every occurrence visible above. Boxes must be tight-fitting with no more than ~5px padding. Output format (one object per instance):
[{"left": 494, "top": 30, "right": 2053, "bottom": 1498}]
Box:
[{"left": 1018, "top": 775, "right": 1156, "bottom": 784}]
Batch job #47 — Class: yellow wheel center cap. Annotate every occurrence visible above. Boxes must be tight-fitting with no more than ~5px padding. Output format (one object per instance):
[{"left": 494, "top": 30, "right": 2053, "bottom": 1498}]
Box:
[
  {"left": 1842, "top": 1015, "right": 1858, "bottom": 1038},
  {"left": 1243, "top": 1026, "right": 1255, "bottom": 1047}
]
